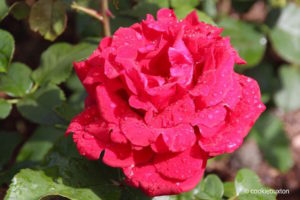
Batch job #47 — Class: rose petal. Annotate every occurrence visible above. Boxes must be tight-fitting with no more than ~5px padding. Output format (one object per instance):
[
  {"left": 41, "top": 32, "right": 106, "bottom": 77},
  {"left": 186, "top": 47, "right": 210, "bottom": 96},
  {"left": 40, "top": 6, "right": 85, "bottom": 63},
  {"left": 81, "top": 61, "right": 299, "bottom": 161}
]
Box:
[
  {"left": 151, "top": 124, "right": 196, "bottom": 153},
  {"left": 199, "top": 75, "right": 265, "bottom": 156},
  {"left": 120, "top": 117, "right": 156, "bottom": 147},
  {"left": 66, "top": 106, "right": 109, "bottom": 160},
  {"left": 112, "top": 27, "right": 143, "bottom": 48},
  {"left": 149, "top": 95, "right": 195, "bottom": 127},
  {"left": 184, "top": 11, "right": 200, "bottom": 26},
  {"left": 169, "top": 31, "right": 194, "bottom": 87},
  {"left": 154, "top": 145, "right": 207, "bottom": 181},
  {"left": 193, "top": 105, "right": 227, "bottom": 127},
  {"left": 99, "top": 37, "right": 112, "bottom": 51},
  {"left": 109, "top": 124, "right": 128, "bottom": 144},
  {"left": 102, "top": 143, "right": 134, "bottom": 167},
  {"left": 96, "top": 85, "right": 137, "bottom": 124},
  {"left": 123, "top": 156, "right": 207, "bottom": 196},
  {"left": 223, "top": 74, "right": 242, "bottom": 110},
  {"left": 133, "top": 147, "right": 154, "bottom": 165}
]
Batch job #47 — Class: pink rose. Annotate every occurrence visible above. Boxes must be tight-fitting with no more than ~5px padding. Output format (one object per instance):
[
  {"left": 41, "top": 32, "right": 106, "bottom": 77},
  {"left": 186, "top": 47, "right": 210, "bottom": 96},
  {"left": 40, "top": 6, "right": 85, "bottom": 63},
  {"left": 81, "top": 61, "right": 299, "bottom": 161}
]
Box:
[{"left": 66, "top": 9, "right": 265, "bottom": 196}]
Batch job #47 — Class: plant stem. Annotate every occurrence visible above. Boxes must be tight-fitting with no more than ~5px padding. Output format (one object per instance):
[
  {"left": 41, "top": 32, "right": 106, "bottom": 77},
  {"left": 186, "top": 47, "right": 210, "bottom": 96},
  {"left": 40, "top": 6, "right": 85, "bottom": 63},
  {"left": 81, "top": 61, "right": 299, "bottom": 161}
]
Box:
[
  {"left": 71, "top": 2, "right": 104, "bottom": 22},
  {"left": 30, "top": 83, "right": 39, "bottom": 94},
  {"left": 228, "top": 196, "right": 238, "bottom": 200},
  {"left": 100, "top": 0, "right": 111, "bottom": 36},
  {"left": 6, "top": 99, "right": 19, "bottom": 104}
]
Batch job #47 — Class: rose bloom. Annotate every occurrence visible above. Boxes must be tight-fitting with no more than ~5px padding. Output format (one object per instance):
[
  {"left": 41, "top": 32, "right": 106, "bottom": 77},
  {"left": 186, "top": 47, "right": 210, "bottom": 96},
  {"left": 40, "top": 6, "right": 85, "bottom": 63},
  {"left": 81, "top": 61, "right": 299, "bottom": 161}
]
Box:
[{"left": 66, "top": 9, "right": 265, "bottom": 196}]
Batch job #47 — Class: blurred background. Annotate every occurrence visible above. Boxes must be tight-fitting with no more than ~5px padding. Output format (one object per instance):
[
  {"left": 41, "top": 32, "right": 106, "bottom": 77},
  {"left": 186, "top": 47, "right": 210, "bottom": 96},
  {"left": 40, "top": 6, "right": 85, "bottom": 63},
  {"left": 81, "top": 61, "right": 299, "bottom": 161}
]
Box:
[{"left": 0, "top": 0, "right": 300, "bottom": 199}]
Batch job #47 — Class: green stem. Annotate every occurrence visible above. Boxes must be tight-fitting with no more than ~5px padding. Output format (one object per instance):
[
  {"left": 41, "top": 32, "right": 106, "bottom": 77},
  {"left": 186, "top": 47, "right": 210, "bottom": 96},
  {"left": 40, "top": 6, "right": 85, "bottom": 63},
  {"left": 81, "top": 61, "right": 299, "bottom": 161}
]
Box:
[
  {"left": 100, "top": 0, "right": 111, "bottom": 36},
  {"left": 228, "top": 196, "right": 238, "bottom": 200},
  {"left": 6, "top": 99, "right": 19, "bottom": 104},
  {"left": 30, "top": 83, "right": 39, "bottom": 94},
  {"left": 71, "top": 2, "right": 104, "bottom": 22}
]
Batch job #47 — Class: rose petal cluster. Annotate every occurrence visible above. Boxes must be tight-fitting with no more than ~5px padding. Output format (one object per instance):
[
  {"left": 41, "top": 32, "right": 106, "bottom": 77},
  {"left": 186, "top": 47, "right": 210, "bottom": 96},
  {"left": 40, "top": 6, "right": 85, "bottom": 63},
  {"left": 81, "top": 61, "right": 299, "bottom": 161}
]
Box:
[{"left": 66, "top": 9, "right": 265, "bottom": 196}]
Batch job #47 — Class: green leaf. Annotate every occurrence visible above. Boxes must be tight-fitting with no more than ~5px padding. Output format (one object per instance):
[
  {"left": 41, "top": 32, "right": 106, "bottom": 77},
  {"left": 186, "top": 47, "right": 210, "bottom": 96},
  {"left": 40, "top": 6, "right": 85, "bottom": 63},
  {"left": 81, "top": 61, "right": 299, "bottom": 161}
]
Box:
[
  {"left": 66, "top": 73, "right": 86, "bottom": 107},
  {"left": 5, "top": 137, "right": 122, "bottom": 200},
  {"left": 269, "top": 0, "right": 287, "bottom": 8},
  {"left": 245, "top": 63, "right": 277, "bottom": 103},
  {"left": 235, "top": 169, "right": 276, "bottom": 200},
  {"left": 75, "top": 1, "right": 102, "bottom": 37},
  {"left": 173, "top": 7, "right": 215, "bottom": 25},
  {"left": 110, "top": 0, "right": 132, "bottom": 11},
  {"left": 10, "top": 2, "right": 30, "bottom": 20},
  {"left": 170, "top": 0, "right": 199, "bottom": 8},
  {"left": 0, "top": 29, "right": 15, "bottom": 73},
  {"left": 269, "top": 3, "right": 300, "bottom": 64},
  {"left": 252, "top": 112, "right": 293, "bottom": 172},
  {"left": 129, "top": 0, "right": 169, "bottom": 19},
  {"left": 4, "top": 168, "right": 119, "bottom": 200},
  {"left": 17, "top": 85, "right": 65, "bottom": 125},
  {"left": 111, "top": 17, "right": 138, "bottom": 34},
  {"left": 223, "top": 182, "right": 236, "bottom": 198},
  {"left": 219, "top": 18, "right": 267, "bottom": 67},
  {"left": 274, "top": 65, "right": 300, "bottom": 111},
  {"left": 16, "top": 126, "right": 64, "bottom": 163},
  {"left": 200, "top": 175, "right": 224, "bottom": 199},
  {"left": 66, "top": 73, "right": 84, "bottom": 92},
  {"left": 120, "top": 186, "right": 151, "bottom": 200},
  {"left": 0, "top": 99, "right": 12, "bottom": 119},
  {"left": 0, "top": 62, "right": 33, "bottom": 97},
  {"left": 0, "top": 131, "right": 21, "bottom": 170},
  {"left": 0, "top": 0, "right": 9, "bottom": 21},
  {"left": 172, "top": 174, "right": 223, "bottom": 200},
  {"left": 29, "top": 0, "right": 67, "bottom": 41},
  {"left": 0, "top": 161, "right": 36, "bottom": 185},
  {"left": 196, "top": 11, "right": 216, "bottom": 25},
  {"left": 166, "top": 170, "right": 275, "bottom": 200},
  {"left": 202, "top": 0, "right": 217, "bottom": 18},
  {"left": 55, "top": 103, "right": 82, "bottom": 122},
  {"left": 76, "top": 12, "right": 102, "bottom": 37},
  {"left": 143, "top": 0, "right": 169, "bottom": 8},
  {"left": 235, "top": 169, "right": 261, "bottom": 195},
  {"left": 32, "top": 42, "right": 97, "bottom": 85}
]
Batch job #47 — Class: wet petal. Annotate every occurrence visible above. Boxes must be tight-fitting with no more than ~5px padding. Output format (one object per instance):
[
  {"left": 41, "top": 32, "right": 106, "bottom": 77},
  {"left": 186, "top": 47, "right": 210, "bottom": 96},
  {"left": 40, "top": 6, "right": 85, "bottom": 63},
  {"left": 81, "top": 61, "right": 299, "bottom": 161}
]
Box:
[
  {"left": 192, "top": 104, "right": 227, "bottom": 129},
  {"left": 103, "top": 143, "right": 134, "bottom": 167},
  {"left": 149, "top": 95, "right": 195, "bottom": 127},
  {"left": 66, "top": 106, "right": 109, "bottom": 160},
  {"left": 154, "top": 145, "right": 207, "bottom": 181},
  {"left": 96, "top": 85, "right": 137, "bottom": 124},
  {"left": 123, "top": 155, "right": 207, "bottom": 197},
  {"left": 199, "top": 75, "right": 265, "bottom": 156},
  {"left": 151, "top": 124, "right": 196, "bottom": 153},
  {"left": 120, "top": 117, "right": 156, "bottom": 147}
]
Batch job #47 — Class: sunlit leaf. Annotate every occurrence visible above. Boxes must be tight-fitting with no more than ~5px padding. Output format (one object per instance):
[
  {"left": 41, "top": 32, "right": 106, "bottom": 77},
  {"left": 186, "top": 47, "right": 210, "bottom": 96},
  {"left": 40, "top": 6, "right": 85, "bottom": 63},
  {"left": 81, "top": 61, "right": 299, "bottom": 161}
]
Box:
[
  {"left": 170, "top": 0, "right": 199, "bottom": 9},
  {"left": 0, "top": 29, "right": 15, "bottom": 73},
  {"left": 32, "top": 42, "right": 97, "bottom": 85},
  {"left": 29, "top": 0, "right": 67, "bottom": 41},
  {"left": 219, "top": 18, "right": 267, "bottom": 67},
  {"left": 274, "top": 65, "right": 300, "bottom": 111},
  {"left": 235, "top": 169, "right": 276, "bottom": 200},
  {"left": 269, "top": 3, "right": 300, "bottom": 64},
  {"left": 5, "top": 137, "right": 122, "bottom": 200},
  {"left": 0, "top": 99, "right": 12, "bottom": 119},
  {"left": 0, "top": 62, "right": 33, "bottom": 97},
  {"left": 0, "top": 0, "right": 9, "bottom": 21}
]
